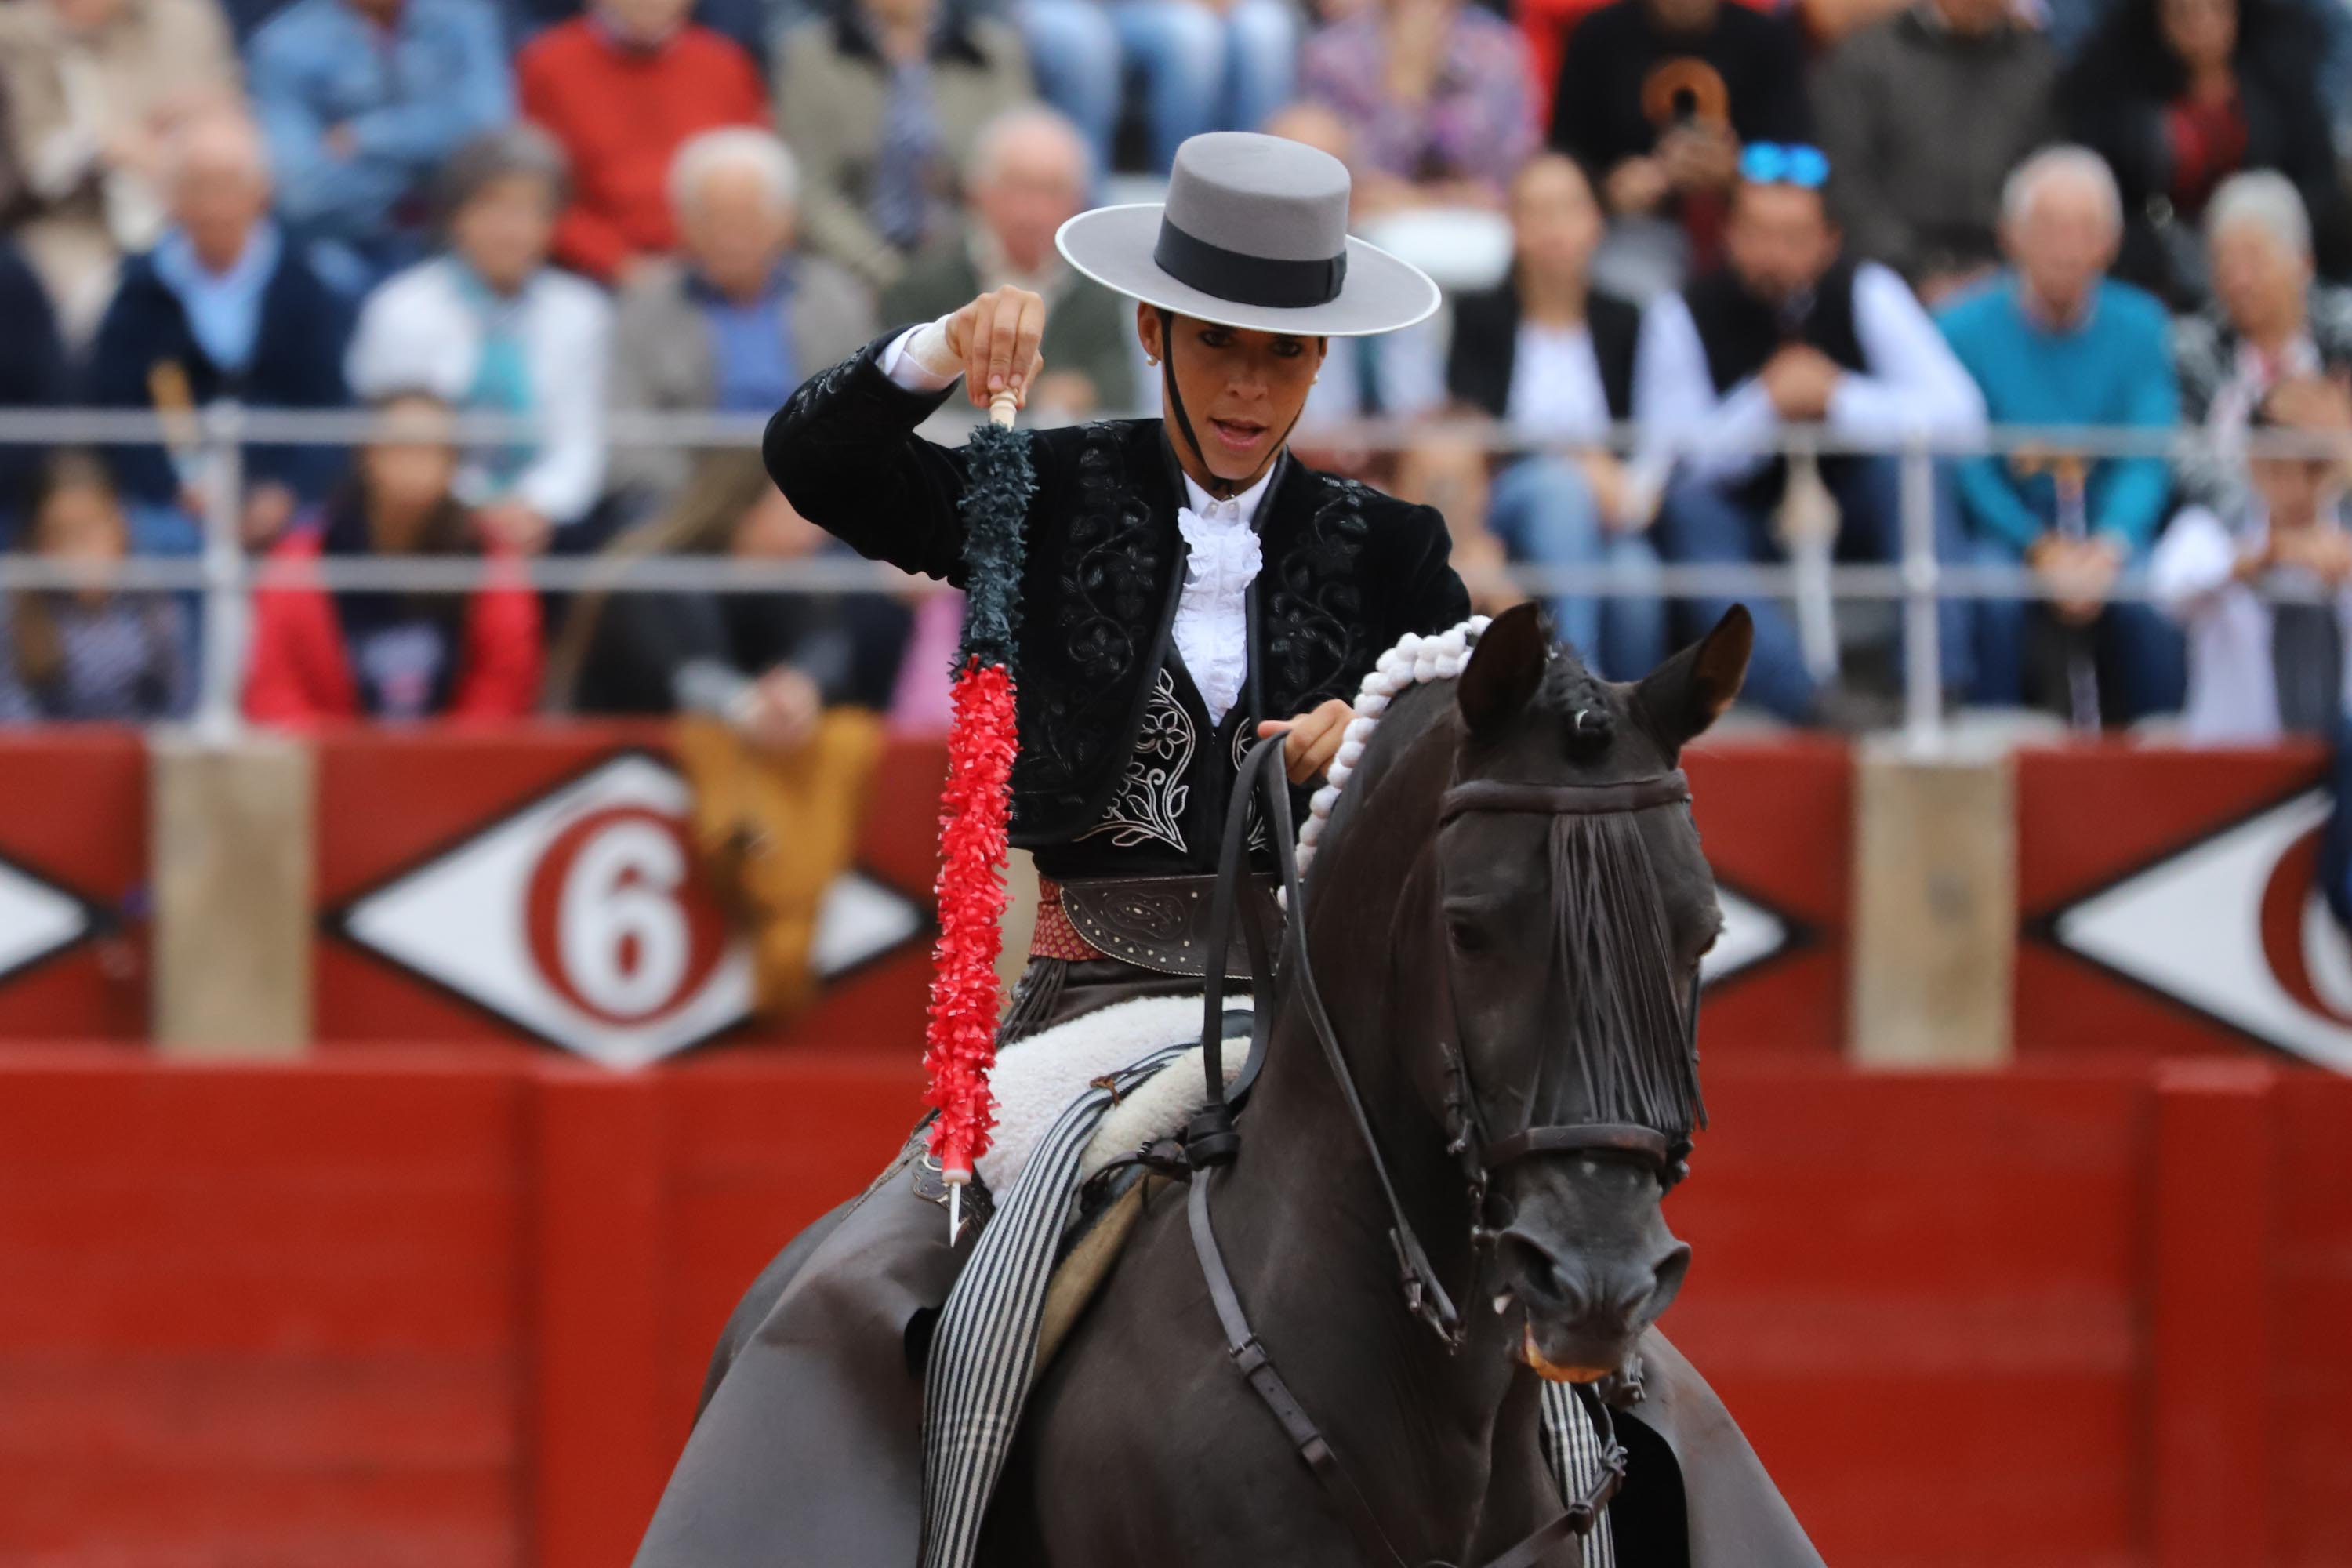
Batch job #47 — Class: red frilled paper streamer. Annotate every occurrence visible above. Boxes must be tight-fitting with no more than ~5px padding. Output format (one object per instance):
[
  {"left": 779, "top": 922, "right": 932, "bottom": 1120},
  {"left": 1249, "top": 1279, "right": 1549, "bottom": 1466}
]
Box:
[{"left": 923, "top": 656, "right": 1019, "bottom": 1181}]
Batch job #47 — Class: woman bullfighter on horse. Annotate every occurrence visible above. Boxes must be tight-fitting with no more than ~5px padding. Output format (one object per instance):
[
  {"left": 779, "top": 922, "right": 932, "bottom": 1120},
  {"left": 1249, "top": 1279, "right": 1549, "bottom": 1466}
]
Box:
[{"left": 633, "top": 131, "right": 1817, "bottom": 1567}]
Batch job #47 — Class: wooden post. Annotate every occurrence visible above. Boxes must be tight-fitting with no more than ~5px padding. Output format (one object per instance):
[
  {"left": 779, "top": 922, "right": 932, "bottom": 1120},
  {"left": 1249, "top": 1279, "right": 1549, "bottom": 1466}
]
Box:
[
  {"left": 150, "top": 734, "right": 314, "bottom": 1057},
  {"left": 1848, "top": 742, "right": 2015, "bottom": 1068}
]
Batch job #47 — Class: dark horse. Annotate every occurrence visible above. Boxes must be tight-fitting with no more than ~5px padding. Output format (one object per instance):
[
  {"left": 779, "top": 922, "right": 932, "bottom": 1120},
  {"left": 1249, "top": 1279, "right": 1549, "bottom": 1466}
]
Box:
[
  {"left": 978, "top": 603, "right": 1817, "bottom": 1566},
  {"left": 647, "top": 605, "right": 1820, "bottom": 1568}
]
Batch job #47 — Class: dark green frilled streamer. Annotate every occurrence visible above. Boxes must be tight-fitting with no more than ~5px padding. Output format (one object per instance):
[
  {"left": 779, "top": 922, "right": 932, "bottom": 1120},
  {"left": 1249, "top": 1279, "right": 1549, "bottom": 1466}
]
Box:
[{"left": 953, "top": 421, "right": 1036, "bottom": 670}]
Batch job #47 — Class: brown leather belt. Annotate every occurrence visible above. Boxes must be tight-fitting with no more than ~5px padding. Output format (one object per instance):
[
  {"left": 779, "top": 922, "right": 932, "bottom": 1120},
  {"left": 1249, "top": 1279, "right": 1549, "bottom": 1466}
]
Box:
[{"left": 1033, "top": 873, "right": 1283, "bottom": 978}]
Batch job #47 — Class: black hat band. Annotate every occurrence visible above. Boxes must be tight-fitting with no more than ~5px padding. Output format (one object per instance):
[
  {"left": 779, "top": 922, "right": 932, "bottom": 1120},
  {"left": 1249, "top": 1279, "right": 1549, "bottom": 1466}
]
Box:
[{"left": 1152, "top": 217, "right": 1348, "bottom": 310}]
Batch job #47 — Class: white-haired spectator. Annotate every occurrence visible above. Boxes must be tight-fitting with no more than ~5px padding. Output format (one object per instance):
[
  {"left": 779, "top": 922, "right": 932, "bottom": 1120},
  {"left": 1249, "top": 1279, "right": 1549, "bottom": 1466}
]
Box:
[
  {"left": 86, "top": 106, "right": 350, "bottom": 549},
  {"left": 880, "top": 105, "right": 1131, "bottom": 425},
  {"left": 0, "top": 0, "right": 241, "bottom": 340},
  {"left": 346, "top": 125, "right": 608, "bottom": 555},
  {"left": 2174, "top": 169, "right": 2352, "bottom": 514},
  {"left": 1935, "top": 143, "right": 2185, "bottom": 721},
  {"left": 1812, "top": 0, "right": 2059, "bottom": 303},
  {"left": 607, "top": 129, "right": 878, "bottom": 509}
]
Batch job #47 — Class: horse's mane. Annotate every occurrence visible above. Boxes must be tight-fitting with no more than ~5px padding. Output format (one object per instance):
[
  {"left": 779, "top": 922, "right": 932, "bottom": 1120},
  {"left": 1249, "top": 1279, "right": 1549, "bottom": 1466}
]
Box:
[{"left": 1298, "top": 621, "right": 1704, "bottom": 1140}]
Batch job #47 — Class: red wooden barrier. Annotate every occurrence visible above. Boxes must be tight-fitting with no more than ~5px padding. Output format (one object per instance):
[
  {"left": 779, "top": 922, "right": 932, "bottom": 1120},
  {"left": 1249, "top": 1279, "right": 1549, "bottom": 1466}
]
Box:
[
  {"left": 2275, "top": 1072, "right": 2352, "bottom": 1567},
  {"left": 2013, "top": 742, "right": 2350, "bottom": 1070},
  {"left": 2, "top": 1052, "right": 2346, "bottom": 1567},
  {"left": 2151, "top": 1061, "right": 2276, "bottom": 1567},
  {"left": 0, "top": 731, "right": 148, "bottom": 1039},
  {"left": 303, "top": 728, "right": 1853, "bottom": 1064},
  {"left": 311, "top": 726, "right": 949, "bottom": 1064}
]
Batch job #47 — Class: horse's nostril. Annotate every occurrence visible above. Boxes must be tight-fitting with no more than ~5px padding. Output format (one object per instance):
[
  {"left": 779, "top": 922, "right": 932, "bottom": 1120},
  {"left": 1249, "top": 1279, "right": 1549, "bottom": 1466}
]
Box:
[
  {"left": 1497, "top": 1231, "right": 1584, "bottom": 1316},
  {"left": 1646, "top": 1241, "right": 1693, "bottom": 1316},
  {"left": 1601, "top": 1271, "right": 1654, "bottom": 1322}
]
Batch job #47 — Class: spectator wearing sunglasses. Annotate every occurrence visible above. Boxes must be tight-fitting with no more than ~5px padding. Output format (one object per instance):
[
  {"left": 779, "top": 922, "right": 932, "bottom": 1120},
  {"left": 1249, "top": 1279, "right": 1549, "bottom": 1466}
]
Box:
[
  {"left": 1548, "top": 0, "right": 1810, "bottom": 294},
  {"left": 1635, "top": 144, "right": 1985, "bottom": 724}
]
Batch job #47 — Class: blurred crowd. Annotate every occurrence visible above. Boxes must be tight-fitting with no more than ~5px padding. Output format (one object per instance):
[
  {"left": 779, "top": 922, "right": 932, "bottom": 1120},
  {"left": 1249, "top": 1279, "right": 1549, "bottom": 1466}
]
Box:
[{"left": 1, "top": 0, "right": 2350, "bottom": 742}]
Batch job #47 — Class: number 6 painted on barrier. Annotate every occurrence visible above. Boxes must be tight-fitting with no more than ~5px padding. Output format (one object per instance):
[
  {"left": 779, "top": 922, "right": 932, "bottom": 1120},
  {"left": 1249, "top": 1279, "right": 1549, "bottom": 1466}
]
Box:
[{"left": 557, "top": 818, "right": 691, "bottom": 1021}]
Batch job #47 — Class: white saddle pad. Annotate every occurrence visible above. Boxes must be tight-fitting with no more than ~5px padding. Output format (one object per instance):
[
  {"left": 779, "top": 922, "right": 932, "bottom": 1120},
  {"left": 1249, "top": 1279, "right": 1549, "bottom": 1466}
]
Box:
[{"left": 975, "top": 994, "right": 1249, "bottom": 1195}]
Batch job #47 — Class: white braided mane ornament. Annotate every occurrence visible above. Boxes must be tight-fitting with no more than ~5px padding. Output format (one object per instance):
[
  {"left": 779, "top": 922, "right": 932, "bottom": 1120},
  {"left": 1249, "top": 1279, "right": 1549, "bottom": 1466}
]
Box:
[{"left": 1294, "top": 614, "right": 1491, "bottom": 881}]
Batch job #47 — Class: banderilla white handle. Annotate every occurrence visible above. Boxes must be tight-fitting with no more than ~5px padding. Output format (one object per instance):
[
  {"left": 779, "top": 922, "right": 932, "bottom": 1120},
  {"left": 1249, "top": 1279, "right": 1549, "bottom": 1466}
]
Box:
[{"left": 989, "top": 389, "right": 1019, "bottom": 429}]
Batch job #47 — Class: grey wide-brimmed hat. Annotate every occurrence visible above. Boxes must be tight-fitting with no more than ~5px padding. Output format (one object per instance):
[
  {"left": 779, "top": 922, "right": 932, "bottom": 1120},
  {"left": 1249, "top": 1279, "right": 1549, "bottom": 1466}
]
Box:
[{"left": 1056, "top": 132, "right": 1441, "bottom": 339}]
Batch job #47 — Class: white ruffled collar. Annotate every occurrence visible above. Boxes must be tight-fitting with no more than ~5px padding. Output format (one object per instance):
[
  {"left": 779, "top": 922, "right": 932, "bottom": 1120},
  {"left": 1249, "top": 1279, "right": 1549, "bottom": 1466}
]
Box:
[{"left": 1170, "top": 467, "right": 1274, "bottom": 728}]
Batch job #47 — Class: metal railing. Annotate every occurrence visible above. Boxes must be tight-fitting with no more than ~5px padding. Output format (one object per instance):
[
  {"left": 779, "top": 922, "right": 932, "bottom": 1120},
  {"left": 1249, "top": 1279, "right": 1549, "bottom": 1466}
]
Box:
[{"left": 0, "top": 405, "right": 2341, "bottom": 747}]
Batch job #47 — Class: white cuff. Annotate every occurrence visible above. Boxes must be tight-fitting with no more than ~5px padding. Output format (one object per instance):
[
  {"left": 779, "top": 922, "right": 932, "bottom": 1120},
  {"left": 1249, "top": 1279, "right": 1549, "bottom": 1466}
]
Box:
[{"left": 879, "top": 316, "right": 963, "bottom": 392}]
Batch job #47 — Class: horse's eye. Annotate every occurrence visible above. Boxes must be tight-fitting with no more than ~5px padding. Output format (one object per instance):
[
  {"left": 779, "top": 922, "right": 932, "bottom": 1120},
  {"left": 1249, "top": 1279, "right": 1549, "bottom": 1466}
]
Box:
[{"left": 1448, "top": 916, "right": 1492, "bottom": 955}]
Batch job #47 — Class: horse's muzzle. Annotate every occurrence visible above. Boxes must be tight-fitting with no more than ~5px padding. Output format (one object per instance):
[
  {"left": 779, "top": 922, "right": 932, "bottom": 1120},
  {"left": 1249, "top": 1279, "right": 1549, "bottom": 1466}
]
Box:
[{"left": 1494, "top": 1226, "right": 1691, "bottom": 1381}]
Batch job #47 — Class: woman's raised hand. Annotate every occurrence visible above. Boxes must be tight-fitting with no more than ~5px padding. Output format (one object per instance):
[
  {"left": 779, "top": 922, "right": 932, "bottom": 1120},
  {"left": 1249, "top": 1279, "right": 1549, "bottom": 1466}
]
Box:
[{"left": 943, "top": 286, "right": 1048, "bottom": 411}]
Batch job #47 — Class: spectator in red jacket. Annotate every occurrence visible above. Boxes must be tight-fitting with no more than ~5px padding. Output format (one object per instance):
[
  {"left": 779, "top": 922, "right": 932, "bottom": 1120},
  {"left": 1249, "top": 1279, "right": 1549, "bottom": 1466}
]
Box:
[
  {"left": 517, "top": 0, "right": 767, "bottom": 285},
  {"left": 245, "top": 391, "right": 542, "bottom": 725}
]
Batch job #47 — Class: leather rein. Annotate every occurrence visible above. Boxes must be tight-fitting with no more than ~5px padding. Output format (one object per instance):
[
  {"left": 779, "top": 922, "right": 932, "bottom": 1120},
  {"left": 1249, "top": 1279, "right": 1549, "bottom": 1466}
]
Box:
[{"left": 1161, "top": 734, "right": 1696, "bottom": 1568}]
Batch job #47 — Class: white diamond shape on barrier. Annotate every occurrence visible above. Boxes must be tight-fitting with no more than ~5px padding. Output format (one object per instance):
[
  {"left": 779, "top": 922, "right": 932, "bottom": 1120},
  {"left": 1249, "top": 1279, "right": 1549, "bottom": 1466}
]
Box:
[
  {"left": 1703, "top": 885, "right": 1787, "bottom": 986},
  {"left": 0, "top": 856, "right": 88, "bottom": 979},
  {"left": 2054, "top": 789, "right": 2352, "bottom": 1072},
  {"left": 342, "top": 753, "right": 923, "bottom": 1069}
]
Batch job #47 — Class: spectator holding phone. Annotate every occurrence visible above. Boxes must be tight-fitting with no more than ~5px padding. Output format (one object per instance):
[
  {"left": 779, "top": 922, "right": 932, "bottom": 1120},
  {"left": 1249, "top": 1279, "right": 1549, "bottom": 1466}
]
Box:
[{"left": 1548, "top": 0, "right": 1810, "bottom": 290}]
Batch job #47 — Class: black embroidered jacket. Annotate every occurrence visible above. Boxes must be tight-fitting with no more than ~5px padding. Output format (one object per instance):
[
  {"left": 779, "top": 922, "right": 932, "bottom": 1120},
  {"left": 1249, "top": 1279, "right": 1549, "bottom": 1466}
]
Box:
[{"left": 764, "top": 334, "right": 1472, "bottom": 859}]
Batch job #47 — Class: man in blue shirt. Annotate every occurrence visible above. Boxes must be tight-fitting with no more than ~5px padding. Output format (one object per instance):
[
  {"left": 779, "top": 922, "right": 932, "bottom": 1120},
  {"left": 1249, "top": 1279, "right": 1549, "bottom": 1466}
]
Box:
[
  {"left": 1937, "top": 143, "right": 2186, "bottom": 720},
  {"left": 247, "top": 0, "right": 513, "bottom": 294}
]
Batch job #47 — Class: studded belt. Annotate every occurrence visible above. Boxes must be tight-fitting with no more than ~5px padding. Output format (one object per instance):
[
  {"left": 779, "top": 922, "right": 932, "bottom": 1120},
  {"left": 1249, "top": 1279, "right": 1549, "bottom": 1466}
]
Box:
[{"left": 1033, "top": 873, "right": 1282, "bottom": 978}]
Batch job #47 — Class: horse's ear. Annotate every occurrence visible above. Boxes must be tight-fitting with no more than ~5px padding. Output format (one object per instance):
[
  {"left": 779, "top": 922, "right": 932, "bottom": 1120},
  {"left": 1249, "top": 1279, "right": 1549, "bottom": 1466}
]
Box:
[
  {"left": 1635, "top": 604, "right": 1752, "bottom": 751},
  {"left": 1457, "top": 602, "right": 1549, "bottom": 738}
]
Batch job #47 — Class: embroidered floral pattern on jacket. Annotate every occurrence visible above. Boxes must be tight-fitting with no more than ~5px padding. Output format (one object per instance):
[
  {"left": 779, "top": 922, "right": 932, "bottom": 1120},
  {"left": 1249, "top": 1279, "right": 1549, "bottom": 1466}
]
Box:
[
  {"left": 1018, "top": 424, "right": 1173, "bottom": 823},
  {"left": 1075, "top": 668, "right": 1193, "bottom": 851},
  {"left": 1261, "top": 475, "right": 1372, "bottom": 707}
]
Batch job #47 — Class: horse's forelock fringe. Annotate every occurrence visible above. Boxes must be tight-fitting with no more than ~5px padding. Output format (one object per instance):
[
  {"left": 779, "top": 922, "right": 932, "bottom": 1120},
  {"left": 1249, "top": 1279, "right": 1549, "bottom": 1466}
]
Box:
[{"left": 1549, "top": 813, "right": 1704, "bottom": 1138}]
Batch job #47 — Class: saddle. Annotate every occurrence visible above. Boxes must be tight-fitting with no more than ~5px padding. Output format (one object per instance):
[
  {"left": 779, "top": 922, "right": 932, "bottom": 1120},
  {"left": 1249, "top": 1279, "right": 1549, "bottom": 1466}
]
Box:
[{"left": 942, "top": 996, "right": 1255, "bottom": 1369}]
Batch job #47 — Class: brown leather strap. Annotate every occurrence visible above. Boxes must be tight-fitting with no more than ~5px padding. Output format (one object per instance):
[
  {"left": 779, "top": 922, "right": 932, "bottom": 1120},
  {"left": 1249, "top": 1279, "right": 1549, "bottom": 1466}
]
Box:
[
  {"left": 1481, "top": 1122, "right": 1679, "bottom": 1173},
  {"left": 1189, "top": 1170, "right": 1613, "bottom": 1568},
  {"left": 1189, "top": 1171, "right": 1411, "bottom": 1567},
  {"left": 1438, "top": 771, "right": 1690, "bottom": 826}
]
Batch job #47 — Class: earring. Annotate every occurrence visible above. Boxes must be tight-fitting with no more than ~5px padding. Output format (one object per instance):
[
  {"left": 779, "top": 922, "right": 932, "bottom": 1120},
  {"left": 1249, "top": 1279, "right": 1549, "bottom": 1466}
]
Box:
[{"left": 1146, "top": 355, "right": 1160, "bottom": 366}]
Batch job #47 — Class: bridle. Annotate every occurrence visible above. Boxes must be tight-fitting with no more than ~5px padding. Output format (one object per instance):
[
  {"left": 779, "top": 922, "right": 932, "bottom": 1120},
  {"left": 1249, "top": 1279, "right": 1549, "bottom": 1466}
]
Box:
[
  {"left": 1429, "top": 772, "right": 1700, "bottom": 1301},
  {"left": 1160, "top": 732, "right": 1701, "bottom": 1568}
]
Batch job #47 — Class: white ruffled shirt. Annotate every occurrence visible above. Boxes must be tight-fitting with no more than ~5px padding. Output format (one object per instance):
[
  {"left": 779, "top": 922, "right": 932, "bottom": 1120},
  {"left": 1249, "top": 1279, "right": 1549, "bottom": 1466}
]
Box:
[{"left": 881, "top": 318, "right": 1269, "bottom": 725}]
